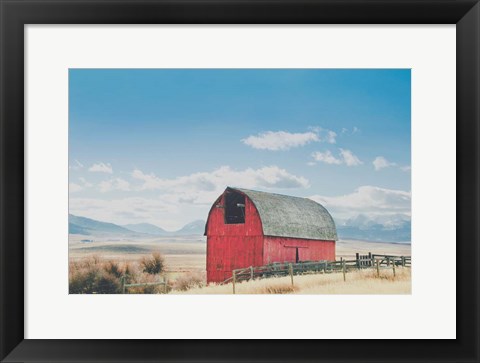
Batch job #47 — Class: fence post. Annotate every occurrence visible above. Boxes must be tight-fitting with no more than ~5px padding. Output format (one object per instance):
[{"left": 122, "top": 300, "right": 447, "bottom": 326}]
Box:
[
  {"left": 392, "top": 260, "right": 396, "bottom": 278},
  {"left": 121, "top": 275, "right": 126, "bottom": 294},
  {"left": 250, "top": 266, "right": 254, "bottom": 281},
  {"left": 376, "top": 260, "right": 380, "bottom": 277},
  {"left": 342, "top": 260, "right": 346, "bottom": 282},
  {"left": 232, "top": 271, "right": 236, "bottom": 294},
  {"left": 355, "top": 253, "right": 360, "bottom": 269},
  {"left": 289, "top": 263, "right": 294, "bottom": 286},
  {"left": 163, "top": 275, "right": 168, "bottom": 294},
  {"left": 401, "top": 256, "right": 405, "bottom": 267}
]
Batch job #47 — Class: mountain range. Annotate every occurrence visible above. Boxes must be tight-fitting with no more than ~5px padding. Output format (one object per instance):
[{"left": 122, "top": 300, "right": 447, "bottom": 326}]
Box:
[
  {"left": 337, "top": 223, "right": 410, "bottom": 243},
  {"left": 69, "top": 214, "right": 205, "bottom": 237},
  {"left": 122, "top": 220, "right": 206, "bottom": 236},
  {"left": 69, "top": 213, "right": 410, "bottom": 243},
  {"left": 336, "top": 213, "right": 411, "bottom": 243}
]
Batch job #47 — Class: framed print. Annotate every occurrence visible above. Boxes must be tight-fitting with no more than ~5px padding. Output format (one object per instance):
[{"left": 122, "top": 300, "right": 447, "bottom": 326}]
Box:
[
  {"left": 67, "top": 68, "right": 412, "bottom": 296},
  {"left": 1, "top": 0, "right": 479, "bottom": 362}
]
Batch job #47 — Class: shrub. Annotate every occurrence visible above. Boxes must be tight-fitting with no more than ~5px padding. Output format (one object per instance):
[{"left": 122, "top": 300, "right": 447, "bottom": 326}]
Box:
[
  {"left": 104, "top": 261, "right": 123, "bottom": 278},
  {"left": 69, "top": 257, "right": 123, "bottom": 294},
  {"left": 69, "top": 267, "right": 122, "bottom": 294},
  {"left": 94, "top": 271, "right": 122, "bottom": 294},
  {"left": 140, "top": 253, "right": 165, "bottom": 275},
  {"left": 69, "top": 255, "right": 168, "bottom": 294},
  {"left": 173, "top": 272, "right": 205, "bottom": 291}
]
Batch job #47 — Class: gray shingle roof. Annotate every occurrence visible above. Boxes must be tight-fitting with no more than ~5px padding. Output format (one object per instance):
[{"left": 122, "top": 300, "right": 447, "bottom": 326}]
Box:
[{"left": 231, "top": 187, "right": 338, "bottom": 241}]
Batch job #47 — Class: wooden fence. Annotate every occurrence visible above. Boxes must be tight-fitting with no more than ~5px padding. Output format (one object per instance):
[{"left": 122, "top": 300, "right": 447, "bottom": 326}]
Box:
[
  {"left": 121, "top": 275, "right": 168, "bottom": 294},
  {"left": 224, "top": 253, "right": 411, "bottom": 294}
]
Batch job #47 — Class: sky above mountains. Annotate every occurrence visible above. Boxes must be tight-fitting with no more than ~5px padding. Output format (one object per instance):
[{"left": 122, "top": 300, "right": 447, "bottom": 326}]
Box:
[{"left": 69, "top": 69, "right": 411, "bottom": 234}]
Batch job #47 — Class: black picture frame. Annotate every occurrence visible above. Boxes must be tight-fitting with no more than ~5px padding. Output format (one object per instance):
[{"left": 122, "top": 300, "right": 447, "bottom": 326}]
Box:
[{"left": 1, "top": 1, "right": 478, "bottom": 362}]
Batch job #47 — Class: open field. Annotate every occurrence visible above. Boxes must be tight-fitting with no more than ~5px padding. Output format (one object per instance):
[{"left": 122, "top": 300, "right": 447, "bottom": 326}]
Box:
[
  {"left": 70, "top": 235, "right": 410, "bottom": 272},
  {"left": 69, "top": 234, "right": 410, "bottom": 293},
  {"left": 176, "top": 267, "right": 411, "bottom": 294},
  {"left": 69, "top": 234, "right": 206, "bottom": 273},
  {"left": 336, "top": 239, "right": 411, "bottom": 259},
  {"left": 69, "top": 235, "right": 410, "bottom": 274}
]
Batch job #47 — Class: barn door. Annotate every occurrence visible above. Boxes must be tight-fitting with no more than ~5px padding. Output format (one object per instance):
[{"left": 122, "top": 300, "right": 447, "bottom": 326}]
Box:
[
  {"left": 298, "top": 247, "right": 310, "bottom": 262},
  {"left": 284, "top": 245, "right": 309, "bottom": 263},
  {"left": 282, "top": 246, "right": 297, "bottom": 263}
]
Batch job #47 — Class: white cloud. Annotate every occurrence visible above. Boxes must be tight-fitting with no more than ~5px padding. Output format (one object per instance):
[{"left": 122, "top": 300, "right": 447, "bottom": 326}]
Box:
[
  {"left": 69, "top": 159, "right": 84, "bottom": 170},
  {"left": 242, "top": 127, "right": 338, "bottom": 151},
  {"left": 70, "top": 184, "right": 411, "bottom": 231},
  {"left": 69, "top": 197, "right": 186, "bottom": 230},
  {"left": 88, "top": 162, "right": 113, "bottom": 174},
  {"left": 311, "top": 149, "right": 362, "bottom": 166},
  {"left": 401, "top": 165, "right": 411, "bottom": 172},
  {"left": 340, "top": 127, "right": 359, "bottom": 135},
  {"left": 311, "top": 150, "right": 342, "bottom": 165},
  {"left": 69, "top": 183, "right": 84, "bottom": 193},
  {"left": 70, "top": 165, "right": 306, "bottom": 230},
  {"left": 309, "top": 185, "right": 411, "bottom": 221},
  {"left": 242, "top": 131, "right": 319, "bottom": 151},
  {"left": 373, "top": 156, "right": 396, "bottom": 171},
  {"left": 98, "top": 178, "right": 131, "bottom": 193},
  {"left": 326, "top": 131, "right": 337, "bottom": 144},
  {"left": 79, "top": 177, "right": 93, "bottom": 188},
  {"left": 308, "top": 126, "right": 338, "bottom": 144},
  {"left": 69, "top": 177, "right": 93, "bottom": 193},
  {"left": 132, "top": 165, "right": 309, "bottom": 204},
  {"left": 339, "top": 149, "right": 363, "bottom": 166}
]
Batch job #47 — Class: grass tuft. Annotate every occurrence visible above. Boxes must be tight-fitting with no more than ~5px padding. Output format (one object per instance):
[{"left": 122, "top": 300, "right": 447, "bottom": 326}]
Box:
[
  {"left": 172, "top": 272, "right": 205, "bottom": 291},
  {"left": 140, "top": 253, "right": 165, "bottom": 275}
]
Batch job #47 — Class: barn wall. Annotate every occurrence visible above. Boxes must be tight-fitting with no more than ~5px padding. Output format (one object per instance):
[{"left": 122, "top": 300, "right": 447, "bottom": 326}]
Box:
[
  {"left": 262, "top": 236, "right": 335, "bottom": 265},
  {"left": 206, "top": 195, "right": 264, "bottom": 283}
]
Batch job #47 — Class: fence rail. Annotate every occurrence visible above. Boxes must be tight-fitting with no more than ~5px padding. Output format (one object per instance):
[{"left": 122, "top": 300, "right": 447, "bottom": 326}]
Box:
[
  {"left": 121, "top": 275, "right": 168, "bottom": 294},
  {"left": 223, "top": 252, "right": 411, "bottom": 293}
]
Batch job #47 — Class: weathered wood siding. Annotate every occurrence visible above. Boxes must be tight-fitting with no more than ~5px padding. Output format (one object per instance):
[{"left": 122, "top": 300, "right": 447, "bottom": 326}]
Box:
[
  {"left": 206, "top": 189, "right": 337, "bottom": 283},
  {"left": 262, "top": 236, "right": 335, "bottom": 265},
  {"left": 206, "top": 194, "right": 263, "bottom": 283}
]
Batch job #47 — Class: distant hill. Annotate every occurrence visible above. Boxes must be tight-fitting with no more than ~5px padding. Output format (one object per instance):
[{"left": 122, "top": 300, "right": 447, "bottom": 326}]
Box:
[
  {"left": 337, "top": 225, "right": 411, "bottom": 243},
  {"left": 68, "top": 222, "right": 91, "bottom": 235},
  {"left": 122, "top": 223, "right": 169, "bottom": 235},
  {"left": 174, "top": 220, "right": 205, "bottom": 235},
  {"left": 69, "top": 214, "right": 137, "bottom": 236},
  {"left": 336, "top": 214, "right": 411, "bottom": 243},
  {"left": 69, "top": 214, "right": 206, "bottom": 237},
  {"left": 70, "top": 212, "right": 409, "bottom": 242}
]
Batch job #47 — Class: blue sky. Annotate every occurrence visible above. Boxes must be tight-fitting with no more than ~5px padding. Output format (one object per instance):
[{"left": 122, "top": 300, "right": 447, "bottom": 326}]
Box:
[{"left": 69, "top": 69, "right": 411, "bottom": 231}]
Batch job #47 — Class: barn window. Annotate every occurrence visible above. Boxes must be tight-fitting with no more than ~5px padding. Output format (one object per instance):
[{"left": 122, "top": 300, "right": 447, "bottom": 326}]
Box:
[{"left": 225, "top": 191, "right": 245, "bottom": 224}]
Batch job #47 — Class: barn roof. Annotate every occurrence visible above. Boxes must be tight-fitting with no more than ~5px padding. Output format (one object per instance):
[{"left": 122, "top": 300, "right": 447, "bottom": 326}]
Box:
[{"left": 230, "top": 187, "right": 338, "bottom": 241}]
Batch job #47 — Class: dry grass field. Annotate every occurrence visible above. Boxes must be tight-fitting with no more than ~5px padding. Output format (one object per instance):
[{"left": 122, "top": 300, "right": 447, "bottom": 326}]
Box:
[
  {"left": 176, "top": 268, "right": 411, "bottom": 295},
  {"left": 336, "top": 239, "right": 411, "bottom": 259},
  {"left": 69, "top": 234, "right": 206, "bottom": 273},
  {"left": 69, "top": 234, "right": 410, "bottom": 294}
]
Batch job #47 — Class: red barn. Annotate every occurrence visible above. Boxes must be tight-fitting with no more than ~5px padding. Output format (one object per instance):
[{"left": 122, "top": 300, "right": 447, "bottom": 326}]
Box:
[{"left": 205, "top": 187, "right": 338, "bottom": 283}]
